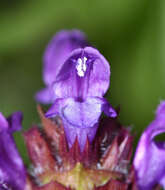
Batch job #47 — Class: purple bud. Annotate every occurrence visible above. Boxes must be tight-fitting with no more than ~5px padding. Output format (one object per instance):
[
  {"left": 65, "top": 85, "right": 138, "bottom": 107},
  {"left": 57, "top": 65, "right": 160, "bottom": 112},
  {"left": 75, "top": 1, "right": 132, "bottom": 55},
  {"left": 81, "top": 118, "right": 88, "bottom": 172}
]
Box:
[
  {"left": 133, "top": 101, "right": 165, "bottom": 190},
  {"left": 46, "top": 47, "right": 117, "bottom": 151},
  {"left": 35, "top": 30, "right": 88, "bottom": 104},
  {"left": 0, "top": 112, "right": 25, "bottom": 190}
]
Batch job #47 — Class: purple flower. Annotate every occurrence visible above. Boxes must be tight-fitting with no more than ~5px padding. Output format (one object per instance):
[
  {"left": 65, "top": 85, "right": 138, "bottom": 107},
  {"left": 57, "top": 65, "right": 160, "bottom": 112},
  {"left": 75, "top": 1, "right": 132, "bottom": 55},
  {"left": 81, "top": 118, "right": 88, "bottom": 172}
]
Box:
[
  {"left": 133, "top": 101, "right": 165, "bottom": 190},
  {"left": 35, "top": 30, "right": 88, "bottom": 104},
  {"left": 0, "top": 112, "right": 25, "bottom": 190},
  {"left": 46, "top": 47, "right": 117, "bottom": 150}
]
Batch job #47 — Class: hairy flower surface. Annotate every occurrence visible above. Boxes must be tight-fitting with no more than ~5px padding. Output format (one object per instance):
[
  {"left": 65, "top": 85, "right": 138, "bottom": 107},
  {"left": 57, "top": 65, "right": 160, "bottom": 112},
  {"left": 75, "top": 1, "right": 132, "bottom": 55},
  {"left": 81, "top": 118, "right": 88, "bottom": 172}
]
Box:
[
  {"left": 0, "top": 112, "right": 25, "bottom": 190},
  {"left": 35, "top": 30, "right": 88, "bottom": 104},
  {"left": 45, "top": 47, "right": 117, "bottom": 150},
  {"left": 133, "top": 101, "right": 165, "bottom": 190}
]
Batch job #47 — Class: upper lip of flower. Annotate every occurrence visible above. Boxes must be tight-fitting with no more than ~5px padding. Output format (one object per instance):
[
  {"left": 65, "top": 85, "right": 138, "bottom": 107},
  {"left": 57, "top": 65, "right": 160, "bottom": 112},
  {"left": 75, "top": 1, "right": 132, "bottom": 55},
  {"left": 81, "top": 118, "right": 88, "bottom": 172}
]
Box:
[{"left": 52, "top": 47, "right": 110, "bottom": 100}]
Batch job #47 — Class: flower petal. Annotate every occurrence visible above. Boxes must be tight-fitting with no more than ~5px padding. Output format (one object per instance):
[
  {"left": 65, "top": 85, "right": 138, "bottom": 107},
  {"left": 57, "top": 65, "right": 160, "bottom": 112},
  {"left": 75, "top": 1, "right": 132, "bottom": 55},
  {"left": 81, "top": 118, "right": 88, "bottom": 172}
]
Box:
[
  {"left": 133, "top": 101, "right": 165, "bottom": 190},
  {"left": 53, "top": 47, "right": 110, "bottom": 100},
  {"left": 0, "top": 113, "right": 8, "bottom": 132},
  {"left": 7, "top": 111, "right": 23, "bottom": 132},
  {"left": 0, "top": 112, "right": 25, "bottom": 190},
  {"left": 46, "top": 97, "right": 116, "bottom": 150},
  {"left": 62, "top": 98, "right": 103, "bottom": 128},
  {"left": 102, "top": 100, "right": 117, "bottom": 118},
  {"left": 35, "top": 87, "right": 54, "bottom": 104}
]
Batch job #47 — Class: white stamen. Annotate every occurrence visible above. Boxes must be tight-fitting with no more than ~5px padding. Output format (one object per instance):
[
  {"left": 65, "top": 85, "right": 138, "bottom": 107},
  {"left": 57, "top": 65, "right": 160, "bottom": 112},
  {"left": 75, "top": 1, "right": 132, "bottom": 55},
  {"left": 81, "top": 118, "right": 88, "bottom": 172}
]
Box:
[{"left": 76, "top": 57, "right": 87, "bottom": 77}]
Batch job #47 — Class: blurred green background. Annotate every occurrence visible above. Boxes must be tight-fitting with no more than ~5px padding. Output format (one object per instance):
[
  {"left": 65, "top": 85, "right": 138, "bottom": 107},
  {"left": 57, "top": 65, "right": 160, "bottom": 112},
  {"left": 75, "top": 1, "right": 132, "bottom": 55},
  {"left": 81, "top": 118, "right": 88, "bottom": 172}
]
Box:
[{"left": 0, "top": 0, "right": 164, "bottom": 164}]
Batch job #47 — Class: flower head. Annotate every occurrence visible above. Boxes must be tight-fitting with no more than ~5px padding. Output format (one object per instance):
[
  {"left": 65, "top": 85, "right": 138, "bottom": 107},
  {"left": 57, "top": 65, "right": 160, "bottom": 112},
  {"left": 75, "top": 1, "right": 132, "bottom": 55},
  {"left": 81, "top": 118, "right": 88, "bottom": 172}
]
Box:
[
  {"left": 35, "top": 30, "right": 88, "bottom": 104},
  {"left": 24, "top": 106, "right": 134, "bottom": 190},
  {"left": 133, "top": 101, "right": 165, "bottom": 190},
  {"left": 0, "top": 112, "right": 25, "bottom": 190},
  {"left": 46, "top": 47, "right": 117, "bottom": 150}
]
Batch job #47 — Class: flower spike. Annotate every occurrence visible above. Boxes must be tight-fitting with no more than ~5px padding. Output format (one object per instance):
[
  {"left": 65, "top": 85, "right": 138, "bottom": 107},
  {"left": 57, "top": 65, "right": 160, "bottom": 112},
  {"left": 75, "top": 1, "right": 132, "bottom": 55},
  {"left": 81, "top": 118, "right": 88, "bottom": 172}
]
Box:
[{"left": 133, "top": 101, "right": 165, "bottom": 190}]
